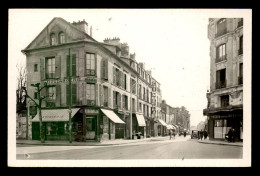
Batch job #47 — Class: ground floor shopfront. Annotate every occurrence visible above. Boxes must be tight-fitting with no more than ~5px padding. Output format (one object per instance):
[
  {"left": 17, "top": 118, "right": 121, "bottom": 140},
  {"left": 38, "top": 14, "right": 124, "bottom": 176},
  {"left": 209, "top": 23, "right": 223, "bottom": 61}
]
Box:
[
  {"left": 207, "top": 110, "right": 243, "bottom": 142},
  {"left": 31, "top": 107, "right": 151, "bottom": 142}
]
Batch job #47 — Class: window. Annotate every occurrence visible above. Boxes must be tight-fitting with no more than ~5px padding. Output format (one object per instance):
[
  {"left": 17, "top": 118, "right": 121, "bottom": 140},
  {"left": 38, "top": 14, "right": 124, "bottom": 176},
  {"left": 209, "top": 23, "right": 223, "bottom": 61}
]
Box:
[
  {"left": 238, "top": 63, "right": 243, "bottom": 84},
  {"left": 239, "top": 35, "right": 243, "bottom": 55},
  {"left": 34, "top": 64, "right": 38, "bottom": 72},
  {"left": 216, "top": 44, "right": 226, "bottom": 62},
  {"left": 132, "top": 98, "right": 135, "bottom": 112},
  {"left": 216, "top": 18, "right": 227, "bottom": 37},
  {"left": 147, "top": 88, "right": 149, "bottom": 102},
  {"left": 138, "top": 84, "right": 142, "bottom": 98},
  {"left": 103, "top": 86, "right": 108, "bottom": 107},
  {"left": 139, "top": 103, "right": 142, "bottom": 112},
  {"left": 143, "top": 104, "right": 146, "bottom": 115},
  {"left": 216, "top": 69, "right": 226, "bottom": 89},
  {"left": 130, "top": 79, "right": 136, "bottom": 94},
  {"left": 220, "top": 95, "right": 229, "bottom": 107},
  {"left": 34, "top": 92, "right": 37, "bottom": 99},
  {"left": 86, "top": 84, "right": 95, "bottom": 105},
  {"left": 86, "top": 53, "right": 96, "bottom": 75},
  {"left": 122, "top": 95, "right": 128, "bottom": 110},
  {"left": 113, "top": 91, "right": 121, "bottom": 109},
  {"left": 143, "top": 87, "right": 146, "bottom": 100},
  {"left": 46, "top": 57, "right": 55, "bottom": 78},
  {"left": 50, "top": 33, "right": 56, "bottom": 46},
  {"left": 59, "top": 32, "right": 65, "bottom": 44},
  {"left": 48, "top": 86, "right": 56, "bottom": 101}
]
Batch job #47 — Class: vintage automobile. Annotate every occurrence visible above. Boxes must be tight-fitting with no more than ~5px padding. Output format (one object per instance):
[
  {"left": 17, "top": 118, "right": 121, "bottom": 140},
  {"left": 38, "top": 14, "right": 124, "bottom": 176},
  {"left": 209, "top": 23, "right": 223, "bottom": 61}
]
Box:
[{"left": 191, "top": 130, "right": 199, "bottom": 139}]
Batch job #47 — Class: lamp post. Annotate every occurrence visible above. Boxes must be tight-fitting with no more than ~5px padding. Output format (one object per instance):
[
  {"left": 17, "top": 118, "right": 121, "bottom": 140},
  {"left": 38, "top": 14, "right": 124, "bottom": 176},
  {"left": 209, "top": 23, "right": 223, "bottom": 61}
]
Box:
[
  {"left": 130, "top": 81, "right": 137, "bottom": 140},
  {"left": 68, "top": 48, "right": 72, "bottom": 143}
]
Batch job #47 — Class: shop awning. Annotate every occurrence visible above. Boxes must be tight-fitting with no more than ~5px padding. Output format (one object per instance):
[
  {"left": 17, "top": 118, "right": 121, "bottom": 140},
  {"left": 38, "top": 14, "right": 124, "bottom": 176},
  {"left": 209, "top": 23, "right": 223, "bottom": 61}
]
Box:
[
  {"left": 31, "top": 108, "right": 80, "bottom": 122},
  {"left": 101, "top": 108, "right": 125, "bottom": 124},
  {"left": 135, "top": 114, "right": 146, "bottom": 127},
  {"left": 158, "top": 119, "right": 167, "bottom": 126},
  {"left": 167, "top": 124, "right": 176, "bottom": 130}
]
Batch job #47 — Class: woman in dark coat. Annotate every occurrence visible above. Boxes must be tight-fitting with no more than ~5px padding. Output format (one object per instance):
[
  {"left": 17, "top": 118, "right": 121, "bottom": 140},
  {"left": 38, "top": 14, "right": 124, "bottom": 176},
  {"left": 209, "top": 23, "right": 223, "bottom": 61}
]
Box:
[{"left": 228, "top": 129, "right": 232, "bottom": 142}]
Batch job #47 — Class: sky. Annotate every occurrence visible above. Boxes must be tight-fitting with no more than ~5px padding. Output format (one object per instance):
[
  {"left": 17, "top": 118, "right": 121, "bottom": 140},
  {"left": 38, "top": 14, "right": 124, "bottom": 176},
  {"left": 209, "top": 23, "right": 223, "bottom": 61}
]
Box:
[{"left": 9, "top": 9, "right": 247, "bottom": 126}]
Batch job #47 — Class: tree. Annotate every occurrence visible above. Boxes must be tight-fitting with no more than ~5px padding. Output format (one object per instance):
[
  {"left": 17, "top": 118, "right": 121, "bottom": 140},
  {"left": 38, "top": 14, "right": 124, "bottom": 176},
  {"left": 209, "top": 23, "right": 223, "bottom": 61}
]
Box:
[
  {"left": 16, "top": 64, "right": 27, "bottom": 105},
  {"left": 23, "top": 82, "right": 55, "bottom": 143}
]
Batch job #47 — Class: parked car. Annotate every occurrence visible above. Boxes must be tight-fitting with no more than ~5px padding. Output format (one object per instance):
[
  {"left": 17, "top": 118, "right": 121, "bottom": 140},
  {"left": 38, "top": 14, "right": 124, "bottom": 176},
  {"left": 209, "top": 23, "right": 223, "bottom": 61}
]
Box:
[{"left": 191, "top": 130, "right": 199, "bottom": 139}]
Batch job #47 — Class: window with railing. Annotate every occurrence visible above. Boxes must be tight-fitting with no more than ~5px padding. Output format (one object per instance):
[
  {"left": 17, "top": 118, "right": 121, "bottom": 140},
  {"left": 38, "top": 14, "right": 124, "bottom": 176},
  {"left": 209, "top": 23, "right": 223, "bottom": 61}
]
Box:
[
  {"left": 215, "top": 18, "right": 227, "bottom": 38},
  {"left": 86, "top": 53, "right": 96, "bottom": 76},
  {"left": 216, "top": 44, "right": 226, "bottom": 63},
  {"left": 46, "top": 57, "right": 55, "bottom": 79}
]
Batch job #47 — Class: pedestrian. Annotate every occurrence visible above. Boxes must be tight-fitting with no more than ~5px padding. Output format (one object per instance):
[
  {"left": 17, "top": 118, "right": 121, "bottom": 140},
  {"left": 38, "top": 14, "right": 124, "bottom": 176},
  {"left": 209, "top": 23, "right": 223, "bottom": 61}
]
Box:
[
  {"left": 172, "top": 129, "right": 176, "bottom": 139},
  {"left": 203, "top": 130, "right": 208, "bottom": 140},
  {"left": 227, "top": 128, "right": 232, "bottom": 142},
  {"left": 184, "top": 131, "right": 186, "bottom": 137},
  {"left": 232, "top": 128, "right": 236, "bottom": 142},
  {"left": 200, "top": 130, "right": 203, "bottom": 140},
  {"left": 169, "top": 130, "right": 172, "bottom": 140}
]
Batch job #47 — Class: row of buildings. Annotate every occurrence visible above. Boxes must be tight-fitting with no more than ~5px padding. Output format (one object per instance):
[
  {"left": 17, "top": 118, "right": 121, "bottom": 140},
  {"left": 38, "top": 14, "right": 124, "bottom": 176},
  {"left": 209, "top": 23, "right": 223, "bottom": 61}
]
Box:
[
  {"left": 203, "top": 18, "right": 243, "bottom": 142},
  {"left": 20, "top": 17, "right": 190, "bottom": 141}
]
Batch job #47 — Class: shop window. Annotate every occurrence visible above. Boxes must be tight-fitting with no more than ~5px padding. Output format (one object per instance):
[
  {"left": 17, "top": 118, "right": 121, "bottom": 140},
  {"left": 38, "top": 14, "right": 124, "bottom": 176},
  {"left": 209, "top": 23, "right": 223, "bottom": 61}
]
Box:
[
  {"left": 86, "top": 117, "right": 96, "bottom": 131},
  {"left": 46, "top": 122, "right": 65, "bottom": 135}
]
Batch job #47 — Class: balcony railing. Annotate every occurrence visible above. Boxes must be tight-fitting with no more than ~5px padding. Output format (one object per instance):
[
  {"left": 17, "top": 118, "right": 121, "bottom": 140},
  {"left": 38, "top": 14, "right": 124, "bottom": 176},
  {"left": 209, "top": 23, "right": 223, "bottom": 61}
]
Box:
[
  {"left": 238, "top": 19, "right": 243, "bottom": 28},
  {"left": 215, "top": 80, "right": 226, "bottom": 89},
  {"left": 215, "top": 55, "right": 227, "bottom": 63},
  {"left": 238, "top": 48, "right": 243, "bottom": 55},
  {"left": 238, "top": 76, "right": 243, "bottom": 85},
  {"left": 215, "top": 28, "right": 227, "bottom": 38}
]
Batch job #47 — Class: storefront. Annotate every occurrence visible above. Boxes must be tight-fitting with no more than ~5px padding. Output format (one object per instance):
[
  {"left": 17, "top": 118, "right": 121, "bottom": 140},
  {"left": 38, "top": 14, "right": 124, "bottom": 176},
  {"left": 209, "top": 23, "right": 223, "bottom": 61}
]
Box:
[
  {"left": 207, "top": 110, "right": 242, "bottom": 142},
  {"left": 158, "top": 119, "right": 167, "bottom": 136},
  {"left": 31, "top": 108, "right": 80, "bottom": 141},
  {"left": 133, "top": 113, "right": 146, "bottom": 139}
]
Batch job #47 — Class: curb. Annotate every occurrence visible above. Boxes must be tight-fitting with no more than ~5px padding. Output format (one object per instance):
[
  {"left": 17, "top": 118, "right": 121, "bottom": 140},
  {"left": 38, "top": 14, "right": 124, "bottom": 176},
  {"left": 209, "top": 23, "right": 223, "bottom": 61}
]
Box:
[{"left": 198, "top": 141, "right": 243, "bottom": 147}]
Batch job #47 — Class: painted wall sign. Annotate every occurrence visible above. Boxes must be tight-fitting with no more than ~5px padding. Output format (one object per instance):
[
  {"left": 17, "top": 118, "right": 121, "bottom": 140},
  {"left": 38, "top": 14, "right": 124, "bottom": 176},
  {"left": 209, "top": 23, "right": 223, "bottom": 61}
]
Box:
[
  {"left": 43, "top": 78, "right": 79, "bottom": 85},
  {"left": 85, "top": 109, "right": 99, "bottom": 114}
]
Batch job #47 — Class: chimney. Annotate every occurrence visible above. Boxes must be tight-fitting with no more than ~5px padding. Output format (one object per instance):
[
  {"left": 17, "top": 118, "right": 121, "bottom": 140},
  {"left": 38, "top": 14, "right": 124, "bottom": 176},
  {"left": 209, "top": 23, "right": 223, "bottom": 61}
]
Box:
[
  {"left": 72, "top": 19, "right": 88, "bottom": 34},
  {"left": 90, "top": 26, "right": 93, "bottom": 37},
  {"left": 121, "top": 42, "right": 129, "bottom": 57},
  {"left": 130, "top": 53, "right": 136, "bottom": 60},
  {"left": 139, "top": 62, "right": 145, "bottom": 70}
]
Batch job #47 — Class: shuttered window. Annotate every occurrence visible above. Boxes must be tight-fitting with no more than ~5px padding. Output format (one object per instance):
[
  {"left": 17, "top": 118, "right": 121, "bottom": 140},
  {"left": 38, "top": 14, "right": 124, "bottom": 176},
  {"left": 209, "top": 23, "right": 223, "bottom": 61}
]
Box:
[
  {"left": 72, "top": 84, "right": 77, "bottom": 105},
  {"left": 101, "top": 59, "right": 108, "bottom": 80},
  {"left": 72, "top": 54, "right": 76, "bottom": 77},
  {"left": 67, "top": 55, "right": 70, "bottom": 77}
]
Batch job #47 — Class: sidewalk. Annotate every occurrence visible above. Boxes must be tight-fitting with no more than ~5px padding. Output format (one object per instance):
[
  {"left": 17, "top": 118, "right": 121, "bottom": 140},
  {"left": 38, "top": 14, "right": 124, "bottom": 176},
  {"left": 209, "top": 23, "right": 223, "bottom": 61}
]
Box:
[
  {"left": 16, "top": 136, "right": 171, "bottom": 146},
  {"left": 197, "top": 138, "right": 243, "bottom": 147}
]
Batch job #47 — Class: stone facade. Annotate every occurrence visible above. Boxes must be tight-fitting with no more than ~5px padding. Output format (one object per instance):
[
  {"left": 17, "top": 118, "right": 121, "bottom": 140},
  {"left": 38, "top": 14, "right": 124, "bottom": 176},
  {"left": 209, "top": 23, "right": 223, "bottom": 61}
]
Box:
[{"left": 204, "top": 18, "right": 243, "bottom": 141}]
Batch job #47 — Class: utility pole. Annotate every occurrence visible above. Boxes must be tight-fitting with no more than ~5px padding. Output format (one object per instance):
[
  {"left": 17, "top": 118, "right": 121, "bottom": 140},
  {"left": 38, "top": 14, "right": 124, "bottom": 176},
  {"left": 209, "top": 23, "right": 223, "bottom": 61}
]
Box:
[{"left": 68, "top": 48, "right": 72, "bottom": 143}]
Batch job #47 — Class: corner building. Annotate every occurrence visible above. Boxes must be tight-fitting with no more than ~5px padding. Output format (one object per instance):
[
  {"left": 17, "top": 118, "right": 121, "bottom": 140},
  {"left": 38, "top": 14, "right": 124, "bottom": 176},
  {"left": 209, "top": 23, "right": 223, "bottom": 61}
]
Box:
[
  {"left": 203, "top": 18, "right": 243, "bottom": 142},
  {"left": 23, "top": 17, "right": 161, "bottom": 141}
]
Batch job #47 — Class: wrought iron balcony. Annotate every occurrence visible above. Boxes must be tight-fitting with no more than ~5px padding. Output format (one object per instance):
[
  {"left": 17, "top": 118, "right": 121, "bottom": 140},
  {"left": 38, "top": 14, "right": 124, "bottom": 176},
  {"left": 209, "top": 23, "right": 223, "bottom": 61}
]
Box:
[
  {"left": 238, "top": 76, "right": 243, "bottom": 85},
  {"left": 215, "top": 28, "right": 227, "bottom": 38},
  {"left": 215, "top": 80, "right": 226, "bottom": 89},
  {"left": 215, "top": 55, "right": 227, "bottom": 63}
]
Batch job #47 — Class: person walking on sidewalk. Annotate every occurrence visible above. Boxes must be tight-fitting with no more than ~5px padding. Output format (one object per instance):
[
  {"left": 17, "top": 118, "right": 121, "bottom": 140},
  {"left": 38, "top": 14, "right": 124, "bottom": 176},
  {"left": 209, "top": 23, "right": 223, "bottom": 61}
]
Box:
[
  {"left": 169, "top": 130, "right": 173, "bottom": 140},
  {"left": 199, "top": 130, "right": 203, "bottom": 140},
  {"left": 172, "top": 129, "right": 176, "bottom": 139},
  {"left": 228, "top": 128, "right": 232, "bottom": 142},
  {"left": 203, "top": 130, "right": 208, "bottom": 140}
]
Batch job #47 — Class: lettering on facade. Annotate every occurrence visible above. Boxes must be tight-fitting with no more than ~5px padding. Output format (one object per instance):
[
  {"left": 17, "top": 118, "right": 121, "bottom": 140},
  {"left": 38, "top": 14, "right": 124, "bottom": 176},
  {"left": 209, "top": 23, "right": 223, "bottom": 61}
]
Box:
[
  {"left": 86, "top": 76, "right": 97, "bottom": 83},
  {"left": 85, "top": 109, "right": 99, "bottom": 114},
  {"left": 44, "top": 78, "right": 79, "bottom": 85}
]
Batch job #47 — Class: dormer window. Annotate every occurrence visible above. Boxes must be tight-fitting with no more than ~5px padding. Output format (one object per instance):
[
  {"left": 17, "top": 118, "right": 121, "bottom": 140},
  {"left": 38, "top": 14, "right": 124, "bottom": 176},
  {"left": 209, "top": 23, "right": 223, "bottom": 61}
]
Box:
[
  {"left": 50, "top": 33, "right": 56, "bottom": 46},
  {"left": 59, "top": 32, "right": 65, "bottom": 44}
]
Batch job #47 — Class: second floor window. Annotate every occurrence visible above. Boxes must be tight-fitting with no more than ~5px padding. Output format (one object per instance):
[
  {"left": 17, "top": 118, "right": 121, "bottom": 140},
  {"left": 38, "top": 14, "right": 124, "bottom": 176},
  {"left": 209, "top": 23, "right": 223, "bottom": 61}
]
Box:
[
  {"left": 220, "top": 95, "right": 229, "bottom": 108},
  {"left": 216, "top": 44, "right": 226, "bottom": 62},
  {"left": 86, "top": 53, "right": 96, "bottom": 75},
  {"left": 46, "top": 57, "right": 55, "bottom": 78}
]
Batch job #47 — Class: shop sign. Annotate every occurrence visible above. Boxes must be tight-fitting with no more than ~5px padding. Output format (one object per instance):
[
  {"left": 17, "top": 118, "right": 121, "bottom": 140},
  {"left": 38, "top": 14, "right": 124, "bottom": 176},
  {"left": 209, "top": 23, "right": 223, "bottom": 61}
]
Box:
[
  {"left": 44, "top": 78, "right": 79, "bottom": 85},
  {"left": 86, "top": 76, "right": 97, "bottom": 83},
  {"left": 85, "top": 109, "right": 99, "bottom": 114}
]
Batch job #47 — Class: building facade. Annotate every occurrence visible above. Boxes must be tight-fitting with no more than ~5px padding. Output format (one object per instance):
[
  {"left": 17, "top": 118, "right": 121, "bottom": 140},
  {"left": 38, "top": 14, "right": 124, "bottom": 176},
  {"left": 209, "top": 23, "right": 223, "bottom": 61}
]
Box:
[
  {"left": 203, "top": 18, "right": 243, "bottom": 142},
  {"left": 22, "top": 18, "right": 162, "bottom": 142}
]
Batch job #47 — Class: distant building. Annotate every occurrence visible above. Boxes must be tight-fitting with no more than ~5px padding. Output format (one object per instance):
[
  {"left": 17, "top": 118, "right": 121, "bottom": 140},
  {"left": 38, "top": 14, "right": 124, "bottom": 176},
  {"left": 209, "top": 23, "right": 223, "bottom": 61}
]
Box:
[{"left": 203, "top": 18, "right": 243, "bottom": 142}]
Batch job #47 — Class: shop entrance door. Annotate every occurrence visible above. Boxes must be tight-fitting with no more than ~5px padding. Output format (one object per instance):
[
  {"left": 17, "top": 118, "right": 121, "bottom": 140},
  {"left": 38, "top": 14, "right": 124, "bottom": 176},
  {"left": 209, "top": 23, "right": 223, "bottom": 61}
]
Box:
[
  {"left": 115, "top": 123, "right": 125, "bottom": 139},
  {"left": 86, "top": 116, "right": 96, "bottom": 140}
]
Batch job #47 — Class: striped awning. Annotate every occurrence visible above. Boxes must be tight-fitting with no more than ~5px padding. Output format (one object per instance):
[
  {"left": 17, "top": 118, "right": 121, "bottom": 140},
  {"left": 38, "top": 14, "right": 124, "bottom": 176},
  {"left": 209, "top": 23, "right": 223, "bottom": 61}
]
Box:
[{"left": 31, "top": 108, "right": 80, "bottom": 122}]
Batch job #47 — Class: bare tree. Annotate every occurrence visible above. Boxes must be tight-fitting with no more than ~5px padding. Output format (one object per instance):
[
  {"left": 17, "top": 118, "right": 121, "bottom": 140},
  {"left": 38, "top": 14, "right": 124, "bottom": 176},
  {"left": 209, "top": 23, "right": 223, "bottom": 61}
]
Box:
[{"left": 16, "top": 63, "right": 27, "bottom": 105}]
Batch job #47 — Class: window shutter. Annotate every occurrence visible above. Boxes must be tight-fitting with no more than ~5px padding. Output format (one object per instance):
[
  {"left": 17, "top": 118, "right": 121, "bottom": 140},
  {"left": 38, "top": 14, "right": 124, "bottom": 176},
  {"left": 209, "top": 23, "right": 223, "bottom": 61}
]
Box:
[
  {"left": 113, "top": 91, "right": 116, "bottom": 108},
  {"left": 104, "top": 59, "right": 108, "bottom": 80},
  {"left": 40, "top": 57, "right": 45, "bottom": 80},
  {"left": 55, "top": 84, "right": 61, "bottom": 107},
  {"left": 118, "top": 93, "right": 121, "bottom": 109},
  {"left": 101, "top": 59, "right": 104, "bottom": 79},
  {"left": 72, "top": 84, "right": 77, "bottom": 105},
  {"left": 66, "top": 55, "right": 70, "bottom": 77},
  {"left": 95, "top": 84, "right": 98, "bottom": 106},
  {"left": 72, "top": 54, "right": 76, "bottom": 77},
  {"left": 100, "top": 85, "right": 104, "bottom": 107},
  {"left": 108, "top": 87, "right": 111, "bottom": 108},
  {"left": 55, "top": 56, "right": 61, "bottom": 78},
  {"left": 113, "top": 67, "right": 116, "bottom": 85},
  {"left": 66, "top": 84, "right": 71, "bottom": 106}
]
